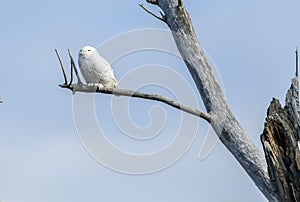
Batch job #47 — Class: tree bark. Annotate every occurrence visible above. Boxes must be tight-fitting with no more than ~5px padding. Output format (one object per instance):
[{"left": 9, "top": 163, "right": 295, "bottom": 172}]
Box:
[
  {"left": 145, "top": 0, "right": 276, "bottom": 200},
  {"left": 261, "top": 77, "right": 300, "bottom": 201},
  {"left": 59, "top": 83, "right": 211, "bottom": 121}
]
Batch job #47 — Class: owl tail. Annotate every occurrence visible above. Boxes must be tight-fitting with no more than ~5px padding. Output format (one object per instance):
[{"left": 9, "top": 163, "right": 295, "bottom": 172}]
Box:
[
  {"left": 113, "top": 78, "right": 118, "bottom": 88},
  {"left": 112, "top": 79, "right": 120, "bottom": 96}
]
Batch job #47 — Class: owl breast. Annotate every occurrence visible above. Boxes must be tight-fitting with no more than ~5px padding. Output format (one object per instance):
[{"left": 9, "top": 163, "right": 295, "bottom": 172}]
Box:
[{"left": 79, "top": 58, "right": 103, "bottom": 84}]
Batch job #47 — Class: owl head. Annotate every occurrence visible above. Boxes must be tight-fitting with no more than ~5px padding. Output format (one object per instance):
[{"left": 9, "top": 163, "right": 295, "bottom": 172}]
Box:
[{"left": 79, "top": 45, "right": 97, "bottom": 57}]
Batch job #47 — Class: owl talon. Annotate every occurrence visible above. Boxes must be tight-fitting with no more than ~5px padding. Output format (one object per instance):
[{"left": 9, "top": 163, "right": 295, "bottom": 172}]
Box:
[
  {"left": 87, "top": 83, "right": 104, "bottom": 88},
  {"left": 95, "top": 83, "right": 104, "bottom": 88}
]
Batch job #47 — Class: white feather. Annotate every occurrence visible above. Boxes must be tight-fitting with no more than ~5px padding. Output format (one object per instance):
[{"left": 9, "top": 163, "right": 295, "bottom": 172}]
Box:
[{"left": 78, "top": 45, "right": 118, "bottom": 88}]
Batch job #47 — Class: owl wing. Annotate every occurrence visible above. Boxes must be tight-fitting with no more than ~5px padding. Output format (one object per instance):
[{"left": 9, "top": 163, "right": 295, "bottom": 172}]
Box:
[
  {"left": 101, "top": 68, "right": 119, "bottom": 88},
  {"left": 92, "top": 55, "right": 111, "bottom": 74}
]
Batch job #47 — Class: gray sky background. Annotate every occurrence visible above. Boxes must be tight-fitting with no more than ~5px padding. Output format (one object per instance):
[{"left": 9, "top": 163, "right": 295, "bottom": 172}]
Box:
[{"left": 1, "top": 0, "right": 300, "bottom": 201}]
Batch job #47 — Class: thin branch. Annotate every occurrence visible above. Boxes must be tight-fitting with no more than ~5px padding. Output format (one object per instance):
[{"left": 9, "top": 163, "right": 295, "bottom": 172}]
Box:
[
  {"left": 68, "top": 50, "right": 74, "bottom": 85},
  {"left": 159, "top": 11, "right": 167, "bottom": 21},
  {"left": 55, "top": 49, "right": 67, "bottom": 85},
  {"left": 68, "top": 49, "right": 82, "bottom": 84},
  {"left": 60, "top": 83, "right": 211, "bottom": 122},
  {"left": 296, "top": 47, "right": 298, "bottom": 77},
  {"left": 139, "top": 4, "right": 166, "bottom": 23}
]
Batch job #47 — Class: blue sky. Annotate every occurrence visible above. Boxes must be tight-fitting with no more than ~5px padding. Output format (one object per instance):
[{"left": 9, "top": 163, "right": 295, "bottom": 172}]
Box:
[{"left": 1, "top": 0, "right": 300, "bottom": 201}]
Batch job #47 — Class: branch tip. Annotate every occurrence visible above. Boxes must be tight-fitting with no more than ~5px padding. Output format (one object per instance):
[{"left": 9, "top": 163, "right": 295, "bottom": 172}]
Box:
[
  {"left": 159, "top": 11, "right": 167, "bottom": 21},
  {"left": 296, "top": 47, "right": 299, "bottom": 77},
  {"left": 139, "top": 4, "right": 167, "bottom": 23},
  {"left": 55, "top": 49, "right": 68, "bottom": 85},
  {"left": 67, "top": 49, "right": 74, "bottom": 85}
]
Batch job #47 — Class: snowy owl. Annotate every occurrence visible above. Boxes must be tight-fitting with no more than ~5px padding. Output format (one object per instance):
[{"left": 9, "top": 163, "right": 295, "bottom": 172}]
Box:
[{"left": 78, "top": 45, "right": 118, "bottom": 88}]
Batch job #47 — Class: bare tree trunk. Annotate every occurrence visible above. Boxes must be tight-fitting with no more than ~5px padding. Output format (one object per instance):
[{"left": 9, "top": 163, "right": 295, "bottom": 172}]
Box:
[
  {"left": 261, "top": 76, "right": 300, "bottom": 201},
  {"left": 145, "top": 0, "right": 276, "bottom": 200}
]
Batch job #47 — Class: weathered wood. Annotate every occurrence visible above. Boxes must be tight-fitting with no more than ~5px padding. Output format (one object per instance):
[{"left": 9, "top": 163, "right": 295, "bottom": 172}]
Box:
[
  {"left": 146, "top": 0, "right": 276, "bottom": 200},
  {"left": 261, "top": 77, "right": 300, "bottom": 202},
  {"left": 59, "top": 83, "right": 211, "bottom": 122}
]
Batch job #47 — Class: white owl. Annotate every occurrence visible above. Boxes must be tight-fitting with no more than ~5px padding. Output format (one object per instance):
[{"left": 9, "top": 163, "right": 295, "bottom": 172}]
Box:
[{"left": 78, "top": 45, "right": 118, "bottom": 88}]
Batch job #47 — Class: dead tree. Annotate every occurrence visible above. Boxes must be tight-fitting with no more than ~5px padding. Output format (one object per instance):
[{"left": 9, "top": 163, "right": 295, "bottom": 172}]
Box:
[
  {"left": 261, "top": 49, "right": 300, "bottom": 201},
  {"left": 56, "top": 1, "right": 300, "bottom": 201}
]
